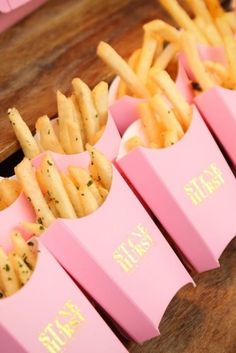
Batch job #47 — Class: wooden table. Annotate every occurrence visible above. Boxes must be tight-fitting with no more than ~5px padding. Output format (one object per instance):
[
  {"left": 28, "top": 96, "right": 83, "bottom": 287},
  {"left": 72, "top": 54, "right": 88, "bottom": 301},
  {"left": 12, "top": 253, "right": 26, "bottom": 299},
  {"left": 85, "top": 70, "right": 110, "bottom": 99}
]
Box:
[{"left": 0, "top": 1, "right": 235, "bottom": 352}]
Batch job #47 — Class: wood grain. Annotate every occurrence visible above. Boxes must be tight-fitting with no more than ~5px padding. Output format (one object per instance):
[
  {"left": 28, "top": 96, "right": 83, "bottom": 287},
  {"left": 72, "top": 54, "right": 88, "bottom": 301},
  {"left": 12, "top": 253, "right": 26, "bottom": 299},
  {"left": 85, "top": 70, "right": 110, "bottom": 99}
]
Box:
[
  {"left": 0, "top": 1, "right": 235, "bottom": 352},
  {"left": 0, "top": 0, "right": 170, "bottom": 162}
]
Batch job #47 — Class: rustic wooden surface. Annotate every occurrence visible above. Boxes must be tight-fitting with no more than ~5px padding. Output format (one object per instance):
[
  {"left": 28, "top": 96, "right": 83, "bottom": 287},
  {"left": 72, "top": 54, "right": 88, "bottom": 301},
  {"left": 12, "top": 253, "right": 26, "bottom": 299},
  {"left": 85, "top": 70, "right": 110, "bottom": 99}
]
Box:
[{"left": 0, "top": 1, "right": 235, "bottom": 352}]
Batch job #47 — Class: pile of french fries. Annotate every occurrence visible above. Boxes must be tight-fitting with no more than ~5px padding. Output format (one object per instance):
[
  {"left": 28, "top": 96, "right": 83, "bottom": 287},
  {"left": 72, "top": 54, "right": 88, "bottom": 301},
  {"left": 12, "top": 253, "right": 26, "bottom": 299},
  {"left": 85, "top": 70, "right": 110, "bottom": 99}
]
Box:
[
  {"left": 8, "top": 78, "right": 108, "bottom": 159},
  {"left": 14, "top": 146, "right": 112, "bottom": 229},
  {"left": 97, "top": 0, "right": 236, "bottom": 150},
  {"left": 0, "top": 232, "right": 37, "bottom": 299},
  {"left": 0, "top": 178, "right": 22, "bottom": 211}
]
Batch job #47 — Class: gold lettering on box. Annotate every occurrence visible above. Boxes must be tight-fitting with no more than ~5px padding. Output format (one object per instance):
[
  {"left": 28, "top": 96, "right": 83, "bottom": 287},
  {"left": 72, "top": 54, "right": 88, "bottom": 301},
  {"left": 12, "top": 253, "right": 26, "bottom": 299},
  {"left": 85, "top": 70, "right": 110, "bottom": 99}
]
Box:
[
  {"left": 113, "top": 224, "right": 154, "bottom": 272},
  {"left": 184, "top": 163, "right": 224, "bottom": 206},
  {"left": 38, "top": 300, "right": 85, "bottom": 353}
]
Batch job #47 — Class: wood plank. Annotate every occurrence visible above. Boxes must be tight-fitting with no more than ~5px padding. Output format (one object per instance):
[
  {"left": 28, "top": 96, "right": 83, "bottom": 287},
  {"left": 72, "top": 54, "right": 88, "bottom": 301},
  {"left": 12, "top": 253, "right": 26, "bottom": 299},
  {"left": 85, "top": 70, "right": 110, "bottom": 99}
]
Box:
[{"left": 0, "top": 0, "right": 170, "bottom": 162}]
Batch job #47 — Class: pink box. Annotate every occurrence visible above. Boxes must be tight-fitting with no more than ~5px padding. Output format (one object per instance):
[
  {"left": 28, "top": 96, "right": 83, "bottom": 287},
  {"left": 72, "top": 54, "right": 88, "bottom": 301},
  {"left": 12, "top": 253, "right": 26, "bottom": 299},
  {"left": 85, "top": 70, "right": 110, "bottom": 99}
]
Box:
[
  {"left": 34, "top": 112, "right": 121, "bottom": 162},
  {"left": 4, "top": 152, "right": 193, "bottom": 343},
  {"left": 179, "top": 46, "right": 236, "bottom": 167},
  {"left": 114, "top": 102, "right": 236, "bottom": 273},
  {"left": 0, "top": 224, "right": 128, "bottom": 352},
  {"left": 0, "top": 0, "right": 47, "bottom": 33}
]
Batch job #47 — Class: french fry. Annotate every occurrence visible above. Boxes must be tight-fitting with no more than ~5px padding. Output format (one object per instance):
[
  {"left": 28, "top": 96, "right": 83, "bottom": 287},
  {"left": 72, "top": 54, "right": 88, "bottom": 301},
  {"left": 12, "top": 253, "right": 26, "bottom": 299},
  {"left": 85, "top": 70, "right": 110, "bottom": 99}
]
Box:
[
  {"left": 93, "top": 125, "right": 106, "bottom": 145},
  {"left": 79, "top": 184, "right": 99, "bottom": 216},
  {"left": 151, "top": 69, "right": 192, "bottom": 130},
  {"left": 0, "top": 247, "right": 20, "bottom": 296},
  {"left": 194, "top": 17, "right": 222, "bottom": 46},
  {"left": 65, "top": 119, "right": 84, "bottom": 154},
  {"left": 7, "top": 108, "right": 40, "bottom": 159},
  {"left": 0, "top": 179, "right": 21, "bottom": 207},
  {"left": 222, "top": 12, "right": 236, "bottom": 32},
  {"left": 72, "top": 78, "right": 99, "bottom": 144},
  {"left": 186, "top": 0, "right": 213, "bottom": 24},
  {"left": 15, "top": 158, "right": 55, "bottom": 227},
  {"left": 204, "top": 0, "right": 224, "bottom": 17},
  {"left": 21, "top": 222, "right": 45, "bottom": 236},
  {"left": 92, "top": 81, "right": 109, "bottom": 126},
  {"left": 117, "top": 48, "right": 141, "bottom": 98},
  {"left": 97, "top": 41, "right": 150, "bottom": 98},
  {"left": 97, "top": 185, "right": 109, "bottom": 200},
  {"left": 57, "top": 90, "right": 73, "bottom": 154},
  {"left": 163, "top": 129, "right": 179, "bottom": 147},
  {"left": 68, "top": 167, "right": 103, "bottom": 206},
  {"left": 70, "top": 94, "right": 86, "bottom": 146},
  {"left": 136, "top": 32, "right": 157, "bottom": 85},
  {"left": 150, "top": 94, "right": 184, "bottom": 138},
  {"left": 40, "top": 154, "right": 77, "bottom": 219},
  {"left": 159, "top": 0, "right": 207, "bottom": 44},
  {"left": 60, "top": 173, "right": 84, "bottom": 217},
  {"left": 0, "top": 197, "right": 7, "bottom": 211},
  {"left": 36, "top": 115, "right": 64, "bottom": 154},
  {"left": 143, "top": 20, "right": 180, "bottom": 43},
  {"left": 215, "top": 17, "right": 236, "bottom": 88},
  {"left": 153, "top": 42, "right": 179, "bottom": 70},
  {"left": 204, "top": 60, "right": 228, "bottom": 85},
  {"left": 89, "top": 163, "right": 100, "bottom": 184},
  {"left": 11, "top": 231, "right": 37, "bottom": 270},
  {"left": 10, "top": 252, "right": 33, "bottom": 285},
  {"left": 126, "top": 136, "right": 145, "bottom": 151},
  {"left": 138, "top": 102, "right": 162, "bottom": 147},
  {"left": 180, "top": 31, "right": 217, "bottom": 92},
  {"left": 86, "top": 145, "right": 113, "bottom": 190}
]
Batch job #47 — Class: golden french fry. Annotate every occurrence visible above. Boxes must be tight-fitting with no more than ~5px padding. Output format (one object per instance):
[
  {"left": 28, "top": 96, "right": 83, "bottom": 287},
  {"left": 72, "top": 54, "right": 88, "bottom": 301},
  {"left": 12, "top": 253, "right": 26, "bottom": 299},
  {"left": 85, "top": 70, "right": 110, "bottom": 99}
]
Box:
[
  {"left": 10, "top": 252, "right": 33, "bottom": 285},
  {"left": 180, "top": 31, "right": 217, "bottom": 92},
  {"left": 144, "top": 20, "right": 180, "bottom": 42},
  {"left": 65, "top": 119, "right": 84, "bottom": 154},
  {"left": 88, "top": 163, "right": 100, "bottom": 183},
  {"left": 153, "top": 42, "right": 179, "bottom": 70},
  {"left": 150, "top": 94, "right": 184, "bottom": 137},
  {"left": 97, "top": 41, "right": 150, "bottom": 98},
  {"left": 138, "top": 102, "right": 162, "bottom": 147},
  {"left": 60, "top": 173, "right": 84, "bottom": 217},
  {"left": 0, "top": 197, "right": 7, "bottom": 211},
  {"left": 151, "top": 69, "right": 192, "bottom": 130},
  {"left": 194, "top": 17, "right": 222, "bottom": 46},
  {"left": 92, "top": 81, "right": 109, "bottom": 126},
  {"left": 86, "top": 145, "right": 113, "bottom": 190},
  {"left": 93, "top": 125, "right": 106, "bottom": 145},
  {"left": 97, "top": 185, "right": 109, "bottom": 200},
  {"left": 204, "top": 60, "right": 228, "bottom": 85},
  {"left": 126, "top": 136, "right": 144, "bottom": 151},
  {"left": 0, "top": 179, "right": 21, "bottom": 207},
  {"left": 0, "top": 247, "right": 20, "bottom": 296},
  {"left": 15, "top": 158, "right": 55, "bottom": 227},
  {"left": 117, "top": 48, "right": 141, "bottom": 98},
  {"left": 70, "top": 94, "right": 86, "bottom": 146},
  {"left": 7, "top": 108, "right": 40, "bottom": 159},
  {"left": 79, "top": 184, "right": 99, "bottom": 216},
  {"left": 136, "top": 32, "right": 157, "bottom": 85},
  {"left": 69, "top": 166, "right": 103, "bottom": 206},
  {"left": 11, "top": 231, "right": 37, "bottom": 270},
  {"left": 159, "top": 0, "right": 207, "bottom": 44},
  {"left": 36, "top": 115, "right": 64, "bottom": 154},
  {"left": 21, "top": 222, "right": 45, "bottom": 236},
  {"left": 72, "top": 78, "right": 99, "bottom": 144},
  {"left": 163, "top": 129, "right": 179, "bottom": 147},
  {"left": 40, "top": 154, "right": 77, "bottom": 219},
  {"left": 222, "top": 12, "right": 236, "bottom": 32},
  {"left": 186, "top": 0, "right": 213, "bottom": 23},
  {"left": 57, "top": 90, "right": 73, "bottom": 154},
  {"left": 204, "top": 0, "right": 224, "bottom": 17},
  {"left": 215, "top": 17, "right": 236, "bottom": 88}
]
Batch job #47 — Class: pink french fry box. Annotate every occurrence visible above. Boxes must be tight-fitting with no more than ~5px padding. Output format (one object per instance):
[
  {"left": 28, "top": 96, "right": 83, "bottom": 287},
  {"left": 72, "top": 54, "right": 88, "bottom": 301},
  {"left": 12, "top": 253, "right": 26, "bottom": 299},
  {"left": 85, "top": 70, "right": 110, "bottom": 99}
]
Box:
[
  {"left": 34, "top": 112, "right": 121, "bottom": 162},
  {"left": 109, "top": 60, "right": 194, "bottom": 135},
  {"left": 115, "top": 104, "right": 236, "bottom": 274},
  {"left": 179, "top": 46, "right": 236, "bottom": 167},
  {"left": 0, "top": 234, "right": 128, "bottom": 353},
  {"left": 31, "top": 151, "right": 193, "bottom": 343},
  {"left": 0, "top": 0, "right": 47, "bottom": 33}
]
